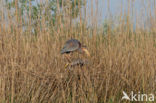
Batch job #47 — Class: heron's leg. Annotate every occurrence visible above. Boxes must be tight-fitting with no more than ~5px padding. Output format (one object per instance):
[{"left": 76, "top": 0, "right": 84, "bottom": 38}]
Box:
[{"left": 65, "top": 63, "right": 69, "bottom": 68}]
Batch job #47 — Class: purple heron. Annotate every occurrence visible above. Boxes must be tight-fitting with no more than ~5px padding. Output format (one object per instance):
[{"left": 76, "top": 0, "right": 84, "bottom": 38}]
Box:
[{"left": 60, "top": 39, "right": 90, "bottom": 56}]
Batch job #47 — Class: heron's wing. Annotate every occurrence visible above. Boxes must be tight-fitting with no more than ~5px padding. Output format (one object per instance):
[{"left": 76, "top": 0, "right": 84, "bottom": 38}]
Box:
[
  {"left": 61, "top": 40, "right": 79, "bottom": 54},
  {"left": 70, "top": 59, "right": 88, "bottom": 67}
]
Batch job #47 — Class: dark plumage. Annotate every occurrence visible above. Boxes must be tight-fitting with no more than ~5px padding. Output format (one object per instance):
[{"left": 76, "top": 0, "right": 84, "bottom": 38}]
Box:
[
  {"left": 70, "top": 59, "right": 88, "bottom": 67},
  {"left": 61, "top": 39, "right": 90, "bottom": 68},
  {"left": 61, "top": 39, "right": 90, "bottom": 57},
  {"left": 60, "top": 39, "right": 82, "bottom": 54},
  {"left": 64, "top": 58, "right": 89, "bottom": 68}
]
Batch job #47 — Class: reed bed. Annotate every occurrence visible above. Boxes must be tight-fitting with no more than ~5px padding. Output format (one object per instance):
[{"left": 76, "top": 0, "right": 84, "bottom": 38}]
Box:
[{"left": 0, "top": 0, "right": 156, "bottom": 103}]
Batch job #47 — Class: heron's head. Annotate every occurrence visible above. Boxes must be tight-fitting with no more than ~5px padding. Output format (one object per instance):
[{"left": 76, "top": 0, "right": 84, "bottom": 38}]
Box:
[{"left": 80, "top": 45, "right": 90, "bottom": 57}]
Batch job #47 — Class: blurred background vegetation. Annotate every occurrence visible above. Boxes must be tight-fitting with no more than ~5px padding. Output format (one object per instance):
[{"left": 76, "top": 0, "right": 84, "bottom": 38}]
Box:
[{"left": 4, "top": 0, "right": 85, "bottom": 35}]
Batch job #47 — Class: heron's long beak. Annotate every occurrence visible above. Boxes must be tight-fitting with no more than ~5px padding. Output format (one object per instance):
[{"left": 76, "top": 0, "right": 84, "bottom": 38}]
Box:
[{"left": 82, "top": 48, "right": 90, "bottom": 57}]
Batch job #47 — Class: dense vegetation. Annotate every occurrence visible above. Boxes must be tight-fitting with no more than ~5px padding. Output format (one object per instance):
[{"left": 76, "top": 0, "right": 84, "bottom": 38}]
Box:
[{"left": 0, "top": 0, "right": 155, "bottom": 103}]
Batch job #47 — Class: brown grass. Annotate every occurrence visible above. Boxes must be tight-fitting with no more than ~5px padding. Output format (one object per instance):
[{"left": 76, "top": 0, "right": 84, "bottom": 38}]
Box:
[{"left": 0, "top": 0, "right": 156, "bottom": 103}]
